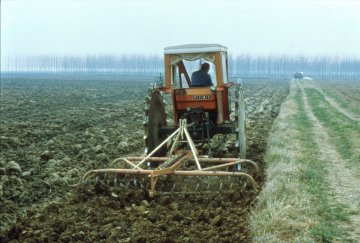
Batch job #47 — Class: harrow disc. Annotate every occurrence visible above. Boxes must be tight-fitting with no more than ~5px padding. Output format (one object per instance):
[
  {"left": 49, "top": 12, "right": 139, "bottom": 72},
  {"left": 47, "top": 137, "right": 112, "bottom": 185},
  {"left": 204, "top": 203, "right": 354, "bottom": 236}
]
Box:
[{"left": 153, "top": 175, "right": 250, "bottom": 196}]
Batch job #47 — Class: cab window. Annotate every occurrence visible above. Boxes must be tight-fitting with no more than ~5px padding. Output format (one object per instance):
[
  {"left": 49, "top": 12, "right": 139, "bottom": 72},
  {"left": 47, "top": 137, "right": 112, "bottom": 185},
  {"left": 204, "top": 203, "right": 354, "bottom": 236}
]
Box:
[{"left": 171, "top": 59, "right": 217, "bottom": 88}]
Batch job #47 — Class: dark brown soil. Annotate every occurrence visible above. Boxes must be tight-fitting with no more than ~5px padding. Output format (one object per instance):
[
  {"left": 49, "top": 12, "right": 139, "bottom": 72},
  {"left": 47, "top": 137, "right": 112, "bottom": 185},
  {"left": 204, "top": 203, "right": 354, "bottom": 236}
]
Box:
[{"left": 0, "top": 75, "right": 289, "bottom": 242}]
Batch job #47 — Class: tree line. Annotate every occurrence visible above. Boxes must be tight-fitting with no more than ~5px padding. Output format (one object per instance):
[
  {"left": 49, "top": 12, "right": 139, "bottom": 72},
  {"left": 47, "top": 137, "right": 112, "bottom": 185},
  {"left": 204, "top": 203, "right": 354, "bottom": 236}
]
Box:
[
  {"left": 3, "top": 54, "right": 360, "bottom": 79},
  {"left": 3, "top": 55, "right": 163, "bottom": 75},
  {"left": 228, "top": 55, "right": 360, "bottom": 79}
]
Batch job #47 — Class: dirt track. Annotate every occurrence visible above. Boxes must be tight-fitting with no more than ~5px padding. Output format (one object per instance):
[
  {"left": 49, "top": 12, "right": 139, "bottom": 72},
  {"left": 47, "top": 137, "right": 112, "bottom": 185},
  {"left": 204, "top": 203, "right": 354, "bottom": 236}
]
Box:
[
  {"left": 299, "top": 81, "right": 360, "bottom": 241},
  {"left": 0, "top": 75, "right": 288, "bottom": 242}
]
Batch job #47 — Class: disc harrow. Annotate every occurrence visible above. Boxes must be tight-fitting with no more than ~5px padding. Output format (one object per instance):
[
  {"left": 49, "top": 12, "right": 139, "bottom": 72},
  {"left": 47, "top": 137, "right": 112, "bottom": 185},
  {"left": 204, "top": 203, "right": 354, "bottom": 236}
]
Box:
[{"left": 82, "top": 119, "right": 258, "bottom": 197}]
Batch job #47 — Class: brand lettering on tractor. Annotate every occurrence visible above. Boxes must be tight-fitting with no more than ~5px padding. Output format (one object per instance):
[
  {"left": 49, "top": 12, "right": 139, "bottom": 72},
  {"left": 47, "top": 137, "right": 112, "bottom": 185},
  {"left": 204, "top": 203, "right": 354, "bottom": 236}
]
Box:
[{"left": 192, "top": 95, "right": 211, "bottom": 100}]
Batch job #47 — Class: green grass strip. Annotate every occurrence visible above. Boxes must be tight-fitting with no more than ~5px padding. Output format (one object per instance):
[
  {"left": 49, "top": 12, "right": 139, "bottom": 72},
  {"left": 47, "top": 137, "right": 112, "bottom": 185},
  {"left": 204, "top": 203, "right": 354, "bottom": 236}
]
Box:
[
  {"left": 305, "top": 87, "right": 360, "bottom": 171},
  {"left": 250, "top": 82, "right": 350, "bottom": 242},
  {"left": 294, "top": 87, "right": 351, "bottom": 242}
]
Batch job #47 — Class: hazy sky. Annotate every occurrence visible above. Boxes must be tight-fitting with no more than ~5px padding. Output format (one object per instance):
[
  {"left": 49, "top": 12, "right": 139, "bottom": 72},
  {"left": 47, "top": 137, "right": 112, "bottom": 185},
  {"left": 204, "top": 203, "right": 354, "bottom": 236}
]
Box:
[{"left": 1, "top": 0, "right": 360, "bottom": 61}]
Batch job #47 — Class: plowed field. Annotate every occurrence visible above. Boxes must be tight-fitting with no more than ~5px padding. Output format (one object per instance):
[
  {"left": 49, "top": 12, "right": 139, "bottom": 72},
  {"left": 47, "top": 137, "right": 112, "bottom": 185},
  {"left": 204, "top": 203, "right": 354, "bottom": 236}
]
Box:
[{"left": 0, "top": 75, "right": 288, "bottom": 242}]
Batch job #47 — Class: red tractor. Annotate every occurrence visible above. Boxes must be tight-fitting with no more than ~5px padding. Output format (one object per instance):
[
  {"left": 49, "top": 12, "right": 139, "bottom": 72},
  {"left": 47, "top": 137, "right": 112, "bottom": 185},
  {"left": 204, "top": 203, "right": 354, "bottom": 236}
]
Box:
[{"left": 83, "top": 44, "right": 257, "bottom": 197}]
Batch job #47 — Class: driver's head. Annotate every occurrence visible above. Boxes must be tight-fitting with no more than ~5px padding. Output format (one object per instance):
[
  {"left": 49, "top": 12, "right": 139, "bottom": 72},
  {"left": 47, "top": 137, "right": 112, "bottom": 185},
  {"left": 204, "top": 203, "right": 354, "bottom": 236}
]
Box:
[{"left": 200, "top": 63, "right": 210, "bottom": 73}]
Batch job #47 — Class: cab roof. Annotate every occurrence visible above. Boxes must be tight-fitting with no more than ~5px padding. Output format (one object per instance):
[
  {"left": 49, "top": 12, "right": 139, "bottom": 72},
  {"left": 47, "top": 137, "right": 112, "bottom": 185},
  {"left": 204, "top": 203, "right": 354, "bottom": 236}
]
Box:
[{"left": 164, "top": 44, "right": 228, "bottom": 54}]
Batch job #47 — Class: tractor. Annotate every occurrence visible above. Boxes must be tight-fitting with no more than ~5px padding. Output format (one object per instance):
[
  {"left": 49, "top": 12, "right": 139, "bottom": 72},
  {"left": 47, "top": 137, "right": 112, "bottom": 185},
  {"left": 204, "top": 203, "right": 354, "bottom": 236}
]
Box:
[
  {"left": 83, "top": 44, "right": 258, "bottom": 197},
  {"left": 293, "top": 70, "right": 304, "bottom": 79}
]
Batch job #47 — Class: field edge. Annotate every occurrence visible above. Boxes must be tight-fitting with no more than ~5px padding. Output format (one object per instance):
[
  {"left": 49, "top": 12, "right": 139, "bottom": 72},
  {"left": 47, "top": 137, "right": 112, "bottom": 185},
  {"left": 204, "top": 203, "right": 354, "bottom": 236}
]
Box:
[{"left": 249, "top": 80, "right": 351, "bottom": 242}]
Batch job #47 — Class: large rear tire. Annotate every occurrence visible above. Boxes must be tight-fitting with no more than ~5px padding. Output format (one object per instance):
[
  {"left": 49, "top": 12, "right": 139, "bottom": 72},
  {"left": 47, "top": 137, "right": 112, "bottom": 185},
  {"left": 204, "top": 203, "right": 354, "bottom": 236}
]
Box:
[{"left": 144, "top": 89, "right": 167, "bottom": 156}]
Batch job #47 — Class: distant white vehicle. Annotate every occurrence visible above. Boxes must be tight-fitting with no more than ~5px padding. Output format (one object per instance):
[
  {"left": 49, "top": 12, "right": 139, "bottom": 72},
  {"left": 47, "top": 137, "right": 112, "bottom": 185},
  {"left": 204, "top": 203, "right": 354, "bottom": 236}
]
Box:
[{"left": 303, "top": 77, "right": 313, "bottom": 80}]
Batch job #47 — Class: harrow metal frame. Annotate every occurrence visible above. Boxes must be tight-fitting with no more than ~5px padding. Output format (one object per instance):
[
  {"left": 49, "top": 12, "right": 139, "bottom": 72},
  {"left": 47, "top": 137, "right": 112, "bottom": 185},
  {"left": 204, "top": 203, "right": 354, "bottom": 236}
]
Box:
[{"left": 83, "top": 120, "right": 258, "bottom": 197}]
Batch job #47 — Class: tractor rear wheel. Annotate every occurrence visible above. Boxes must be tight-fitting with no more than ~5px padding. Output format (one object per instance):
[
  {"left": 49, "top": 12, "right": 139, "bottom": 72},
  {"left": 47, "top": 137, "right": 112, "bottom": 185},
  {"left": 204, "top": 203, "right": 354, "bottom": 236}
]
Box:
[{"left": 143, "top": 89, "right": 167, "bottom": 156}]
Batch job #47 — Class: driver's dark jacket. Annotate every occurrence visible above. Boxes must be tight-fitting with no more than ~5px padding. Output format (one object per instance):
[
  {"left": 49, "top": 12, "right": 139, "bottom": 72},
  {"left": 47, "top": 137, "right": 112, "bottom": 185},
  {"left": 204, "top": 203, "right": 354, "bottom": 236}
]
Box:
[{"left": 190, "top": 70, "right": 213, "bottom": 87}]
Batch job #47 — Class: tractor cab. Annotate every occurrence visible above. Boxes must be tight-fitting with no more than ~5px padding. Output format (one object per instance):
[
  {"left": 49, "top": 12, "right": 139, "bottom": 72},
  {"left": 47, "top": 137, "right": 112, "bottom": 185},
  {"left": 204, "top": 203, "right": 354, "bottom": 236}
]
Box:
[
  {"left": 143, "top": 43, "right": 245, "bottom": 158},
  {"left": 161, "top": 44, "right": 231, "bottom": 125}
]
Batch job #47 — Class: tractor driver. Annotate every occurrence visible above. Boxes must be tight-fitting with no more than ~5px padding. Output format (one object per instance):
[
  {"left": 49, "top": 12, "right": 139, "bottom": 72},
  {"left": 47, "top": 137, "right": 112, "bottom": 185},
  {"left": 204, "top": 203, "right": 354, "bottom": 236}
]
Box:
[{"left": 190, "top": 63, "right": 213, "bottom": 87}]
